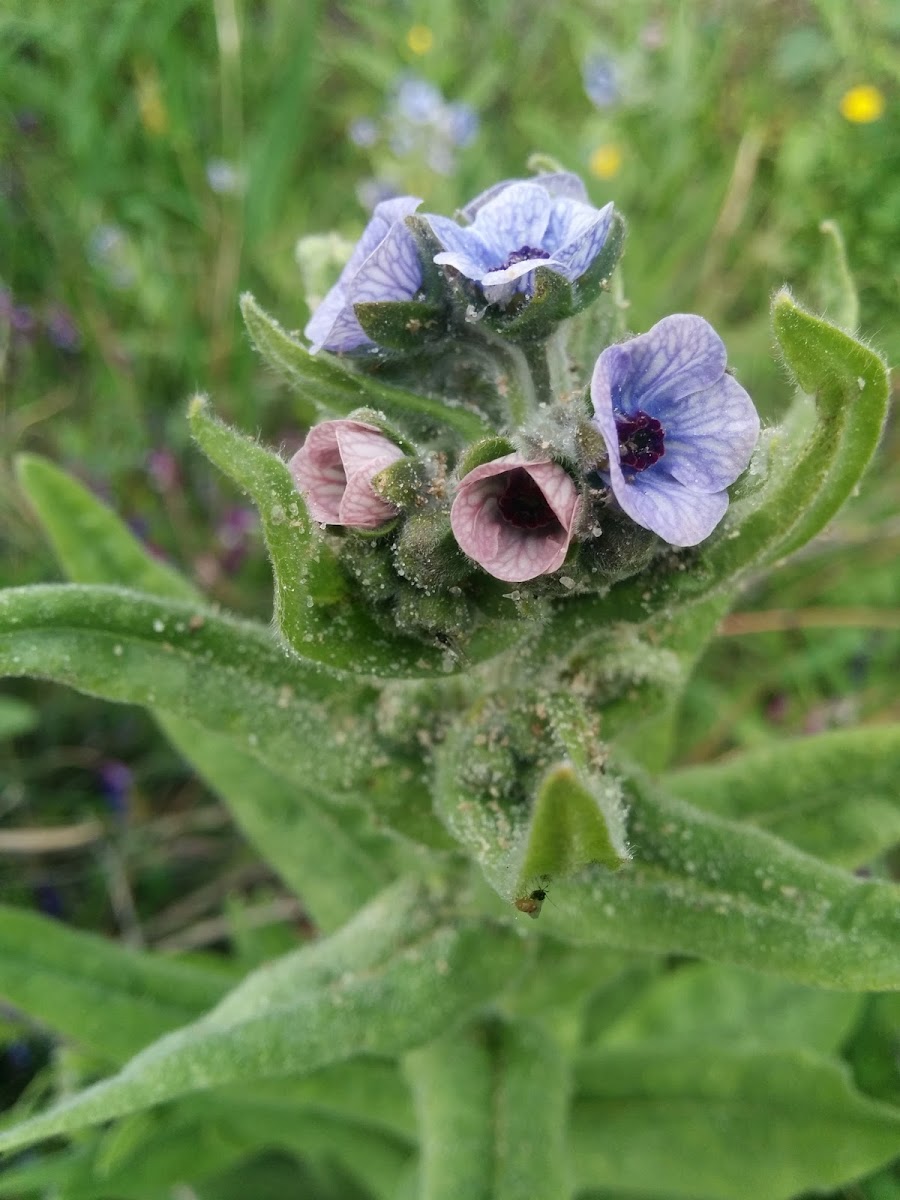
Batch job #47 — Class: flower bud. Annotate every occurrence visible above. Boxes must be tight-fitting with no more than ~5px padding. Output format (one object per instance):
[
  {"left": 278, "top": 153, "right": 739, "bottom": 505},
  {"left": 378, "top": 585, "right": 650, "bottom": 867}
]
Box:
[
  {"left": 393, "top": 510, "right": 472, "bottom": 591},
  {"left": 450, "top": 453, "right": 581, "bottom": 583},
  {"left": 290, "top": 419, "right": 404, "bottom": 529}
]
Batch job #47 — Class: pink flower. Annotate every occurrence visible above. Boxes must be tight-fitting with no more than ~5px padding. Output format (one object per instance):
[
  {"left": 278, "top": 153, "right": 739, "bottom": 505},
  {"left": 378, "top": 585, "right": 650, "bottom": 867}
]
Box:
[
  {"left": 289, "top": 419, "right": 404, "bottom": 529},
  {"left": 450, "top": 453, "right": 581, "bottom": 583}
]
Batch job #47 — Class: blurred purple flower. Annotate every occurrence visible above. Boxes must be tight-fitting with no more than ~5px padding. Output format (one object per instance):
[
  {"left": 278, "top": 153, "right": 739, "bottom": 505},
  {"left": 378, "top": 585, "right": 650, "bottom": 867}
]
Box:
[
  {"left": 426, "top": 173, "right": 614, "bottom": 305},
  {"left": 205, "top": 158, "right": 245, "bottom": 195},
  {"left": 356, "top": 177, "right": 401, "bottom": 212},
  {"left": 43, "top": 304, "right": 81, "bottom": 352},
  {"left": 304, "top": 196, "right": 423, "bottom": 354},
  {"left": 98, "top": 760, "right": 133, "bottom": 818},
  {"left": 217, "top": 505, "right": 259, "bottom": 573},
  {"left": 148, "top": 449, "right": 180, "bottom": 493},
  {"left": 392, "top": 77, "right": 444, "bottom": 124},
  {"left": 589, "top": 314, "right": 759, "bottom": 546}
]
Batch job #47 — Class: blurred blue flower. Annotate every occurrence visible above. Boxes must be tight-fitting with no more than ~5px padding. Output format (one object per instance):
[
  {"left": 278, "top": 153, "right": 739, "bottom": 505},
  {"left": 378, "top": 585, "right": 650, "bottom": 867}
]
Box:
[
  {"left": 356, "top": 177, "right": 401, "bottom": 212},
  {"left": 582, "top": 52, "right": 620, "bottom": 108},
  {"left": 88, "top": 224, "right": 136, "bottom": 290},
  {"left": 425, "top": 173, "right": 614, "bottom": 305},
  {"left": 304, "top": 196, "right": 423, "bottom": 354},
  {"left": 205, "top": 158, "right": 245, "bottom": 195},
  {"left": 442, "top": 102, "right": 479, "bottom": 148},
  {"left": 348, "top": 117, "right": 380, "bottom": 148},
  {"left": 589, "top": 315, "right": 759, "bottom": 546},
  {"left": 392, "top": 77, "right": 444, "bottom": 124}
]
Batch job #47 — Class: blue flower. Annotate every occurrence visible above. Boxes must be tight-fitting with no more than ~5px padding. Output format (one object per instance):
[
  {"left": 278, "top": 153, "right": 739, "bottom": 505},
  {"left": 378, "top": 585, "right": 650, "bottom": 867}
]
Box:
[
  {"left": 589, "top": 315, "right": 760, "bottom": 546},
  {"left": 304, "top": 196, "right": 424, "bottom": 354},
  {"left": 582, "top": 52, "right": 620, "bottom": 108},
  {"left": 425, "top": 173, "right": 614, "bottom": 305}
]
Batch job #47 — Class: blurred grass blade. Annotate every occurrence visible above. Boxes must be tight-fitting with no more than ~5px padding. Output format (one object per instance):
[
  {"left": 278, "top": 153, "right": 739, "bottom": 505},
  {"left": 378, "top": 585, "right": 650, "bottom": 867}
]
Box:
[
  {"left": 240, "top": 293, "right": 492, "bottom": 441},
  {"left": 15, "top": 453, "right": 394, "bottom": 926},
  {"left": 405, "top": 1018, "right": 571, "bottom": 1200},
  {"left": 0, "top": 878, "right": 523, "bottom": 1155},
  {"left": 0, "top": 904, "right": 228, "bottom": 1065},
  {"left": 573, "top": 1047, "right": 900, "bottom": 1200},
  {"left": 666, "top": 725, "right": 900, "bottom": 868},
  {"left": 540, "top": 773, "right": 900, "bottom": 991}
]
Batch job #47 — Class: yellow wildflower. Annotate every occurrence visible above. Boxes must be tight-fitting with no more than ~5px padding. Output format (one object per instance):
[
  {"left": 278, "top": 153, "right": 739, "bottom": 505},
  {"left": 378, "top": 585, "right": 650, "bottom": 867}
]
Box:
[
  {"left": 589, "top": 144, "right": 623, "bottom": 180},
  {"left": 406, "top": 25, "right": 434, "bottom": 56},
  {"left": 840, "top": 85, "right": 885, "bottom": 124}
]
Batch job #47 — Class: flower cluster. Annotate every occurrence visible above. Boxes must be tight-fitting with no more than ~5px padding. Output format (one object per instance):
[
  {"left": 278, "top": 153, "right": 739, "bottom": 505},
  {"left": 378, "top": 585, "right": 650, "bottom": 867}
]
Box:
[{"left": 295, "top": 170, "right": 759, "bottom": 599}]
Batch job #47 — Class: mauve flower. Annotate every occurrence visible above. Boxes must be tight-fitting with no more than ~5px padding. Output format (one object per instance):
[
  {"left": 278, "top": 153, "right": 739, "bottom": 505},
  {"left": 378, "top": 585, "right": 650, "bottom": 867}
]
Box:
[
  {"left": 290, "top": 420, "right": 405, "bottom": 529},
  {"left": 304, "top": 197, "right": 424, "bottom": 354},
  {"left": 451, "top": 453, "right": 581, "bottom": 583},
  {"left": 589, "top": 314, "right": 760, "bottom": 547},
  {"left": 425, "top": 173, "right": 614, "bottom": 305}
]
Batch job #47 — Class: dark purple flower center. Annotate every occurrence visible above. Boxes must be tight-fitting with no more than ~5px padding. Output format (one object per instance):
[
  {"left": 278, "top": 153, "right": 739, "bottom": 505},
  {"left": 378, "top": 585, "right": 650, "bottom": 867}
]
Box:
[
  {"left": 615, "top": 410, "right": 665, "bottom": 472},
  {"left": 496, "top": 245, "right": 550, "bottom": 272},
  {"left": 497, "top": 468, "right": 561, "bottom": 531}
]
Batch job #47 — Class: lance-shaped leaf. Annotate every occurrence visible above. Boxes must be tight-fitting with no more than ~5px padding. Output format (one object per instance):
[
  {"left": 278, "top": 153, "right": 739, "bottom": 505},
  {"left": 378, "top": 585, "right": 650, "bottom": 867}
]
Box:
[
  {"left": 666, "top": 725, "right": 900, "bottom": 868},
  {"left": 0, "top": 903, "right": 229, "bottom": 1064},
  {"left": 190, "top": 397, "right": 525, "bottom": 678},
  {"left": 240, "top": 292, "right": 491, "bottom": 441},
  {"left": 815, "top": 218, "right": 859, "bottom": 332},
  {"left": 405, "top": 1018, "right": 571, "bottom": 1200},
  {"left": 572, "top": 1046, "right": 900, "bottom": 1200},
  {"left": 15, "top": 454, "right": 398, "bottom": 924},
  {"left": 0, "top": 877, "right": 524, "bottom": 1154},
  {"left": 539, "top": 774, "right": 900, "bottom": 990},
  {"left": 0, "top": 584, "right": 368, "bottom": 795},
  {"left": 534, "top": 291, "right": 890, "bottom": 654}
]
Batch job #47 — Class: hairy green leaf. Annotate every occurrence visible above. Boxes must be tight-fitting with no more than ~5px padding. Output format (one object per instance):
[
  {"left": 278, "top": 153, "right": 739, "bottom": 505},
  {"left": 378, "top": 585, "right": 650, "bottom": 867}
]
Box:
[
  {"left": 406, "top": 1018, "right": 571, "bottom": 1200},
  {"left": 573, "top": 1047, "right": 900, "bottom": 1200},
  {"left": 240, "top": 292, "right": 491, "bottom": 441},
  {"left": 540, "top": 774, "right": 900, "bottom": 990},
  {"left": 0, "top": 878, "right": 523, "bottom": 1154},
  {"left": 15, "top": 454, "right": 395, "bottom": 924},
  {"left": 0, "top": 904, "right": 228, "bottom": 1063},
  {"left": 593, "top": 961, "right": 862, "bottom": 1054},
  {"left": 667, "top": 725, "right": 900, "bottom": 867}
]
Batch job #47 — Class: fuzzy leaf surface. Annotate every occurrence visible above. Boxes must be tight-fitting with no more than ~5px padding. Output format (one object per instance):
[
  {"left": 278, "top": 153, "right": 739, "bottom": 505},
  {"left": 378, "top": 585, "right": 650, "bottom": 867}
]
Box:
[
  {"left": 667, "top": 725, "right": 900, "bottom": 867},
  {"left": 540, "top": 775, "right": 900, "bottom": 990},
  {"left": 0, "top": 904, "right": 228, "bottom": 1064},
  {"left": 572, "top": 1047, "right": 900, "bottom": 1200},
  {"left": 0, "top": 878, "right": 523, "bottom": 1154}
]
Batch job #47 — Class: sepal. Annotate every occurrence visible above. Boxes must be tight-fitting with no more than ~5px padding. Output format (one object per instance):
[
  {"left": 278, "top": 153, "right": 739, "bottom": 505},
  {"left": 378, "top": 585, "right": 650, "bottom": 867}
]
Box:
[{"left": 354, "top": 300, "right": 446, "bottom": 352}]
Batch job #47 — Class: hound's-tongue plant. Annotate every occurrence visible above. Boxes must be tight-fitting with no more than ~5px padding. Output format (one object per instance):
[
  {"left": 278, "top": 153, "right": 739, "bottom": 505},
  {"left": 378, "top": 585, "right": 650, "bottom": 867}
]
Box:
[{"left": 1, "top": 170, "right": 896, "bottom": 1200}]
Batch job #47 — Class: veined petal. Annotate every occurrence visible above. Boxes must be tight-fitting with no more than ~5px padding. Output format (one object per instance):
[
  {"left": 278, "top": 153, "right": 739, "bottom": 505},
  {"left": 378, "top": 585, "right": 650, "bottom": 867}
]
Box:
[
  {"left": 662, "top": 372, "right": 760, "bottom": 493},
  {"left": 472, "top": 182, "right": 552, "bottom": 265},
  {"left": 608, "top": 315, "right": 728, "bottom": 418},
  {"left": 552, "top": 201, "right": 615, "bottom": 280},
  {"left": 480, "top": 255, "right": 565, "bottom": 287},
  {"left": 426, "top": 215, "right": 493, "bottom": 265},
  {"left": 608, "top": 467, "right": 729, "bottom": 546},
  {"left": 340, "top": 196, "right": 423, "bottom": 281},
  {"left": 304, "top": 286, "right": 354, "bottom": 354},
  {"left": 348, "top": 220, "right": 422, "bottom": 306},
  {"left": 289, "top": 424, "right": 348, "bottom": 524},
  {"left": 339, "top": 452, "right": 403, "bottom": 528},
  {"left": 335, "top": 422, "right": 405, "bottom": 477},
  {"left": 461, "top": 171, "right": 589, "bottom": 220}
]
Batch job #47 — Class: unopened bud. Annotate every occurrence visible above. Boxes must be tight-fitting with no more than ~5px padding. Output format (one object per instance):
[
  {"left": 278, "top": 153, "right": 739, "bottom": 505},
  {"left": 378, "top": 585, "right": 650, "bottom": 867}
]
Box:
[{"left": 393, "top": 510, "right": 472, "bottom": 591}]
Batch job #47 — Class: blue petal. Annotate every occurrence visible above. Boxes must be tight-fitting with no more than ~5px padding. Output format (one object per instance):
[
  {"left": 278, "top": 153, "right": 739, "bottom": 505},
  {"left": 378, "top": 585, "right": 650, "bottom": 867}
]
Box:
[
  {"left": 348, "top": 220, "right": 422, "bottom": 305},
  {"left": 339, "top": 196, "right": 422, "bottom": 283},
  {"left": 609, "top": 315, "right": 728, "bottom": 419},
  {"left": 551, "top": 201, "right": 615, "bottom": 280},
  {"left": 426, "top": 215, "right": 494, "bottom": 277},
  {"left": 461, "top": 172, "right": 589, "bottom": 220},
  {"left": 609, "top": 467, "right": 729, "bottom": 546},
  {"left": 661, "top": 372, "right": 760, "bottom": 493},
  {"left": 590, "top": 345, "right": 730, "bottom": 546},
  {"left": 471, "top": 182, "right": 551, "bottom": 264}
]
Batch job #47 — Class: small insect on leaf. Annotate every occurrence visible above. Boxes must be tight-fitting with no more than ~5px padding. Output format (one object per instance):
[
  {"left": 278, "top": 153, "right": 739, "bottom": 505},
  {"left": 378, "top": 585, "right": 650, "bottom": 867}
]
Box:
[{"left": 514, "top": 887, "right": 547, "bottom": 919}]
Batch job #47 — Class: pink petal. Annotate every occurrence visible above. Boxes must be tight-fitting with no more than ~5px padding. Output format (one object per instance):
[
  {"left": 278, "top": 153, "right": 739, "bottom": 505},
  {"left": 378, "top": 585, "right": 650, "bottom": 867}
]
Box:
[
  {"left": 335, "top": 421, "right": 405, "bottom": 476},
  {"left": 339, "top": 452, "right": 404, "bottom": 528},
  {"left": 289, "top": 424, "right": 347, "bottom": 524}
]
